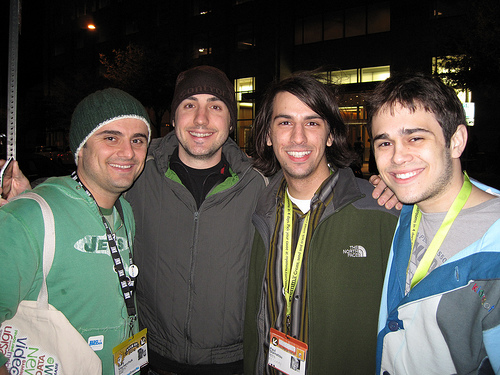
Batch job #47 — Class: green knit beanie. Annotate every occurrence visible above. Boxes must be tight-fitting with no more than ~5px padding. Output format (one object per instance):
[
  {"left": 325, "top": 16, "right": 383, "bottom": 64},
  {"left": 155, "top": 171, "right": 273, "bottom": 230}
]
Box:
[{"left": 70, "top": 88, "right": 151, "bottom": 165}]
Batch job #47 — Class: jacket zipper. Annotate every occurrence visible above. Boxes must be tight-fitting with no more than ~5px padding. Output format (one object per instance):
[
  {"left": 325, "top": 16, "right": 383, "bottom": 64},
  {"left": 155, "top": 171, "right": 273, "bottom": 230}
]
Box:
[
  {"left": 252, "top": 188, "right": 363, "bottom": 373},
  {"left": 181, "top": 166, "right": 254, "bottom": 362},
  {"left": 184, "top": 210, "right": 200, "bottom": 362}
]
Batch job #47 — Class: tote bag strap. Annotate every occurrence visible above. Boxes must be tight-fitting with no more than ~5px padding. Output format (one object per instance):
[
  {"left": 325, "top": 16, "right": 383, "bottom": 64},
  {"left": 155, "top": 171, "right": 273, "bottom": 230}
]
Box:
[{"left": 11, "top": 192, "right": 55, "bottom": 309}]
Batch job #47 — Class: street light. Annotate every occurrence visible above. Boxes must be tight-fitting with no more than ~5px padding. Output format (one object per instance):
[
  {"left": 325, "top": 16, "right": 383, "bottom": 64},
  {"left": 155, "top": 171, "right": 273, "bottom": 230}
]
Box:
[{"left": 87, "top": 24, "right": 96, "bottom": 30}]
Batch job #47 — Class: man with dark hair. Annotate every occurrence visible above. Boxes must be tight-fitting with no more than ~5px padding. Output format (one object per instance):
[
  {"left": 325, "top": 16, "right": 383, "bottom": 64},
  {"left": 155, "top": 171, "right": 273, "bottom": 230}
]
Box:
[
  {"left": 2, "top": 67, "right": 397, "bottom": 375},
  {"left": 367, "top": 73, "right": 500, "bottom": 374},
  {"left": 0, "top": 88, "right": 151, "bottom": 374},
  {"left": 244, "top": 72, "right": 399, "bottom": 374},
  {"left": 1, "top": 65, "right": 268, "bottom": 375},
  {"left": 125, "top": 66, "right": 268, "bottom": 374}
]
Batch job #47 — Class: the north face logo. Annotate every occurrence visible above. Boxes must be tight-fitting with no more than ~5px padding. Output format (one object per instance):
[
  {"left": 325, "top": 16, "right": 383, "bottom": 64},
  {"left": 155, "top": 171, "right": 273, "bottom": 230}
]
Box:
[{"left": 343, "top": 245, "right": 367, "bottom": 257}]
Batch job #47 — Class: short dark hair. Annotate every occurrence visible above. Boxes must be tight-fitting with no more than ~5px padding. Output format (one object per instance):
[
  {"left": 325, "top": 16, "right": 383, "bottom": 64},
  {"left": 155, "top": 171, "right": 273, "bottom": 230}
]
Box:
[
  {"left": 252, "top": 72, "right": 356, "bottom": 176},
  {"left": 366, "top": 72, "right": 466, "bottom": 146}
]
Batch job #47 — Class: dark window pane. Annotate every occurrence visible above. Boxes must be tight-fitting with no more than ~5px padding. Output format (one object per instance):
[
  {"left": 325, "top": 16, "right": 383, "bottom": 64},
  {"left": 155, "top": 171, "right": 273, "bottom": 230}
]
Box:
[
  {"left": 237, "top": 24, "right": 255, "bottom": 50},
  {"left": 367, "top": 2, "right": 390, "bottom": 34},
  {"left": 324, "top": 11, "right": 344, "bottom": 40},
  {"left": 345, "top": 6, "right": 366, "bottom": 37},
  {"left": 303, "top": 15, "right": 322, "bottom": 44},
  {"left": 295, "top": 20, "right": 303, "bottom": 45}
]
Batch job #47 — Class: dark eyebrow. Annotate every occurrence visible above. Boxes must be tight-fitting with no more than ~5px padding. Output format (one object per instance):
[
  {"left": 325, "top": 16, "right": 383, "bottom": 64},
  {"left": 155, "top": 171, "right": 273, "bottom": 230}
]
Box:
[
  {"left": 95, "top": 130, "right": 123, "bottom": 137},
  {"left": 372, "top": 133, "right": 389, "bottom": 142},
  {"left": 373, "top": 127, "right": 433, "bottom": 142},
  {"left": 133, "top": 133, "right": 149, "bottom": 139},
  {"left": 304, "top": 115, "right": 323, "bottom": 121},
  {"left": 95, "top": 130, "right": 148, "bottom": 139},
  {"left": 403, "top": 127, "right": 433, "bottom": 135},
  {"left": 207, "top": 96, "right": 223, "bottom": 102},
  {"left": 272, "top": 114, "right": 323, "bottom": 122},
  {"left": 184, "top": 95, "right": 222, "bottom": 103},
  {"left": 273, "top": 113, "right": 292, "bottom": 122}
]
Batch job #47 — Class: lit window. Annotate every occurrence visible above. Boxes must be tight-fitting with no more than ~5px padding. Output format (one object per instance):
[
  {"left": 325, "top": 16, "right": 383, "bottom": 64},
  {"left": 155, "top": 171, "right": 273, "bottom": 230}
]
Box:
[
  {"left": 235, "top": 77, "right": 254, "bottom": 101},
  {"left": 361, "top": 66, "right": 390, "bottom": 82},
  {"left": 342, "top": 106, "right": 365, "bottom": 124},
  {"left": 234, "top": 77, "right": 255, "bottom": 151},
  {"left": 329, "top": 69, "right": 358, "bottom": 84},
  {"left": 323, "top": 66, "right": 390, "bottom": 84}
]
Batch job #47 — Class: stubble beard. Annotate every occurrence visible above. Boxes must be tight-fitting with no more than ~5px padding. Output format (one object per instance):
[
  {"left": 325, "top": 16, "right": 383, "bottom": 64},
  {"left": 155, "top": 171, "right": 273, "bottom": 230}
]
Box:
[
  {"left": 181, "top": 143, "right": 222, "bottom": 161},
  {"left": 399, "top": 149, "right": 454, "bottom": 206}
]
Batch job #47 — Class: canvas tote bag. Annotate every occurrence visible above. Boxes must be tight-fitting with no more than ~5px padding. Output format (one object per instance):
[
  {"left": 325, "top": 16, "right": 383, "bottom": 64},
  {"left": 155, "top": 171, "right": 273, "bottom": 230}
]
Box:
[{"left": 0, "top": 192, "right": 102, "bottom": 374}]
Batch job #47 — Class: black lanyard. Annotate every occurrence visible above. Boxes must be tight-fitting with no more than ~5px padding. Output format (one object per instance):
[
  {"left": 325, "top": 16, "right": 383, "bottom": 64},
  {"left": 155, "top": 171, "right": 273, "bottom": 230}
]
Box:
[{"left": 71, "top": 172, "right": 137, "bottom": 322}]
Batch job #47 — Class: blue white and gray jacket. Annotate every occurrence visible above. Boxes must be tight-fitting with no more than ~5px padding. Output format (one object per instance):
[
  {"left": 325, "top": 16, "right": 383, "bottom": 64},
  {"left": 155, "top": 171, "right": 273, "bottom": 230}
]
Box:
[{"left": 376, "top": 181, "right": 500, "bottom": 375}]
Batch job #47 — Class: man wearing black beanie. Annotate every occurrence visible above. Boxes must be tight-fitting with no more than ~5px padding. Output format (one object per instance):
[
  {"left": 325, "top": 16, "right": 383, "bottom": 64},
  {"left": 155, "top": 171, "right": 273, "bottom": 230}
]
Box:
[{"left": 126, "top": 66, "right": 268, "bottom": 374}]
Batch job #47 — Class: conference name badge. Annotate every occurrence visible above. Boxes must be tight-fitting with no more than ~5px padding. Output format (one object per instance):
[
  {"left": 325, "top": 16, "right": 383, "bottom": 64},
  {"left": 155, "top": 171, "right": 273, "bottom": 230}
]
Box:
[
  {"left": 268, "top": 328, "right": 308, "bottom": 375},
  {"left": 113, "top": 328, "right": 148, "bottom": 375}
]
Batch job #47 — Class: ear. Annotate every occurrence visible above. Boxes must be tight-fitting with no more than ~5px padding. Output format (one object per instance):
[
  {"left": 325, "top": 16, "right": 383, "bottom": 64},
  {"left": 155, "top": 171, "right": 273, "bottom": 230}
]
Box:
[
  {"left": 450, "top": 124, "right": 468, "bottom": 159},
  {"left": 172, "top": 120, "right": 176, "bottom": 128},
  {"left": 327, "top": 133, "right": 334, "bottom": 147},
  {"left": 266, "top": 133, "right": 272, "bottom": 147},
  {"left": 76, "top": 147, "right": 84, "bottom": 165}
]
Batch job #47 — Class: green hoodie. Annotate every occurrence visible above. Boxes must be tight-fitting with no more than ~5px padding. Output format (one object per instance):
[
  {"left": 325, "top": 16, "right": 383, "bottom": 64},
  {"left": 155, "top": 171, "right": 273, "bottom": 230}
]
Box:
[{"left": 0, "top": 176, "right": 138, "bottom": 374}]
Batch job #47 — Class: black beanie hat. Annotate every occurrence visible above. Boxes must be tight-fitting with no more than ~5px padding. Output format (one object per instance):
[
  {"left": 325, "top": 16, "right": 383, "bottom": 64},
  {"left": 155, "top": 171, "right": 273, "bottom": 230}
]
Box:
[{"left": 170, "top": 66, "right": 237, "bottom": 130}]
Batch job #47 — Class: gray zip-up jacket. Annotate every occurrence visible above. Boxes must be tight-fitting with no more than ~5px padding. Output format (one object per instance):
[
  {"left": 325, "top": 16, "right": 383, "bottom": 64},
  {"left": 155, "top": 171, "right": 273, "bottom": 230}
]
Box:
[{"left": 125, "top": 132, "right": 267, "bottom": 368}]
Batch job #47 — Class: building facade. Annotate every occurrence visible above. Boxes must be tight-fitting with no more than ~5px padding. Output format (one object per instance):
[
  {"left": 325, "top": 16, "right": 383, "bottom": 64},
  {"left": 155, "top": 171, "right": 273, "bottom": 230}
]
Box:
[{"left": 19, "top": 0, "right": 498, "bottom": 177}]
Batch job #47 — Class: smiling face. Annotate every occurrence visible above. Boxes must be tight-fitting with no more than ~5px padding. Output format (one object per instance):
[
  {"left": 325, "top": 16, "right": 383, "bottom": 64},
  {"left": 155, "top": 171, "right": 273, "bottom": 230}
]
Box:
[
  {"left": 371, "top": 103, "right": 466, "bottom": 212},
  {"left": 267, "top": 91, "right": 333, "bottom": 199},
  {"left": 77, "top": 118, "right": 149, "bottom": 208},
  {"left": 173, "top": 93, "right": 231, "bottom": 169}
]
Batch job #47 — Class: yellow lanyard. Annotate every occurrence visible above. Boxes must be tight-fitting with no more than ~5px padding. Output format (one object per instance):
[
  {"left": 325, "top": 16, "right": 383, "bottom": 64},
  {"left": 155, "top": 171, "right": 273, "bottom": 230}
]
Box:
[
  {"left": 282, "top": 193, "right": 311, "bottom": 318},
  {"left": 409, "top": 172, "right": 472, "bottom": 289}
]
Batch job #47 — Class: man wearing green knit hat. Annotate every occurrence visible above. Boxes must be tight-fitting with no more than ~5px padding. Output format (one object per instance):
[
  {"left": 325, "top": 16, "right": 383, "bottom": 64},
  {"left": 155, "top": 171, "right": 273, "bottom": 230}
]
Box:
[{"left": 0, "top": 88, "right": 150, "bottom": 374}]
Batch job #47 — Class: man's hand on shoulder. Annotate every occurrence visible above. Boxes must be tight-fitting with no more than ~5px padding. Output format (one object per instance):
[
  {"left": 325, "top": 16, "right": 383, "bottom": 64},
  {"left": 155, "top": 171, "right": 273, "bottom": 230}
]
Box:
[
  {"left": 0, "top": 159, "right": 31, "bottom": 206},
  {"left": 369, "top": 174, "right": 402, "bottom": 211}
]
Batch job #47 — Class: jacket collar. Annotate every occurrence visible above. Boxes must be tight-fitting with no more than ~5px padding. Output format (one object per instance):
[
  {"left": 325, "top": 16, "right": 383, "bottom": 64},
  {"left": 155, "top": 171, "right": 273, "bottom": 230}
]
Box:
[
  {"left": 148, "top": 131, "right": 252, "bottom": 177},
  {"left": 255, "top": 167, "right": 364, "bottom": 221}
]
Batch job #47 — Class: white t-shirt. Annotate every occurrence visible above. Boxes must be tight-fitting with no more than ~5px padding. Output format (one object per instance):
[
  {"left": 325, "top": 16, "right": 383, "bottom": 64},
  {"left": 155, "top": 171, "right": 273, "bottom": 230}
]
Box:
[{"left": 287, "top": 188, "right": 311, "bottom": 214}]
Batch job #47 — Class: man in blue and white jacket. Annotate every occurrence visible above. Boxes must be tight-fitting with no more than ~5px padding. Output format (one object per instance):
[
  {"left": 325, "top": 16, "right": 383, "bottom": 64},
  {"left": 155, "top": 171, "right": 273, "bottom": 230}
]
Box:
[{"left": 367, "top": 72, "right": 500, "bottom": 375}]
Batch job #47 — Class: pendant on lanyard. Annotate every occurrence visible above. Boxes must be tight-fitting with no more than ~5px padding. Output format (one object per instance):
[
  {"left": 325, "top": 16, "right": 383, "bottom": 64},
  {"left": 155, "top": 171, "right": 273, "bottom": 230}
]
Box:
[
  {"left": 282, "top": 193, "right": 310, "bottom": 330},
  {"left": 408, "top": 171, "right": 472, "bottom": 289}
]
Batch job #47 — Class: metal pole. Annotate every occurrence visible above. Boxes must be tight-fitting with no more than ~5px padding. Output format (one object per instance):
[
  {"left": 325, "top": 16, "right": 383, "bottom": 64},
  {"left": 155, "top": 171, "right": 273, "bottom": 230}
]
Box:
[{"left": 7, "top": 0, "right": 21, "bottom": 160}]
